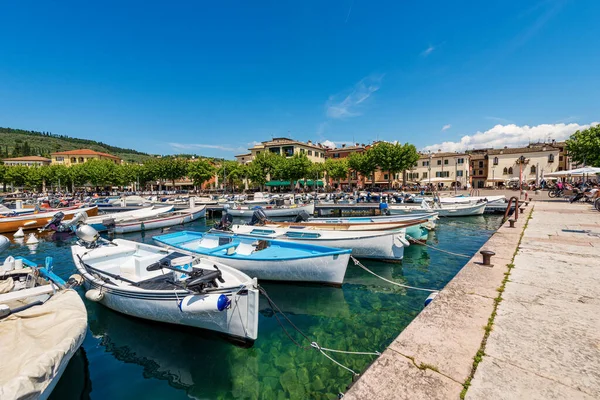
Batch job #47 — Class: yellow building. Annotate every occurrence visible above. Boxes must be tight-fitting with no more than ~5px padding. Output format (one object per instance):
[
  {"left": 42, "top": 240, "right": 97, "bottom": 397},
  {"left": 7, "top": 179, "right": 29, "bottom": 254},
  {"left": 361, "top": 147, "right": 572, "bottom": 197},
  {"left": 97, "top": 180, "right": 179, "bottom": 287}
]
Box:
[
  {"left": 236, "top": 137, "right": 327, "bottom": 164},
  {"left": 409, "top": 151, "right": 470, "bottom": 188},
  {"left": 487, "top": 144, "right": 560, "bottom": 187},
  {"left": 50, "top": 149, "right": 122, "bottom": 166}
]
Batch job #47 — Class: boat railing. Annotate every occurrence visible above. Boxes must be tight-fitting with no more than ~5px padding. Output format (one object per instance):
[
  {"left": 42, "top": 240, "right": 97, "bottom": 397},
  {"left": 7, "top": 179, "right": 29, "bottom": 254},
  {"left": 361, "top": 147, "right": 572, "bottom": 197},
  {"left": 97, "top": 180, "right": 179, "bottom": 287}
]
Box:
[{"left": 469, "top": 189, "right": 481, "bottom": 197}]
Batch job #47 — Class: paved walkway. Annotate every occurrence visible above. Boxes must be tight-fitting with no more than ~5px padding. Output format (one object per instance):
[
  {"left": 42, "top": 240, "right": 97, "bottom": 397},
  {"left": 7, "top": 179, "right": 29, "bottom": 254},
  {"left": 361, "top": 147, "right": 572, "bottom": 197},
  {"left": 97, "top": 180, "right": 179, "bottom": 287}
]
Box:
[{"left": 468, "top": 201, "right": 600, "bottom": 399}]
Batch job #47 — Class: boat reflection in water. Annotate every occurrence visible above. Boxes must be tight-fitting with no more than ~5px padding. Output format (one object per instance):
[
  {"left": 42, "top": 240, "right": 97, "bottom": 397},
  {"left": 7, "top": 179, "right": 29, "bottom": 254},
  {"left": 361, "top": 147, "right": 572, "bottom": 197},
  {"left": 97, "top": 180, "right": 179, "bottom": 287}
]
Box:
[{"left": 48, "top": 348, "right": 92, "bottom": 400}]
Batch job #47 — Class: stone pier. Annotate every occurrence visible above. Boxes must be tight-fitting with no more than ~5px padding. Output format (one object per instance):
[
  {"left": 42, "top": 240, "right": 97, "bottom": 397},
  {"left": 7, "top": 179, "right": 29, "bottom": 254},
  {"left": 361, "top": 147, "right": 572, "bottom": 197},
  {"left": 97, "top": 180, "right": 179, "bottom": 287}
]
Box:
[{"left": 344, "top": 200, "right": 600, "bottom": 399}]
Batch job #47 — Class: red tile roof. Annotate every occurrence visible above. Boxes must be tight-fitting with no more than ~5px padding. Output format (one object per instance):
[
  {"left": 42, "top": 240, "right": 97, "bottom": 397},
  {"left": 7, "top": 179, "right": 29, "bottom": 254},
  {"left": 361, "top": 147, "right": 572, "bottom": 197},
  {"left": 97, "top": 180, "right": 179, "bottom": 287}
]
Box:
[
  {"left": 50, "top": 149, "right": 121, "bottom": 160},
  {"left": 2, "top": 156, "right": 51, "bottom": 162}
]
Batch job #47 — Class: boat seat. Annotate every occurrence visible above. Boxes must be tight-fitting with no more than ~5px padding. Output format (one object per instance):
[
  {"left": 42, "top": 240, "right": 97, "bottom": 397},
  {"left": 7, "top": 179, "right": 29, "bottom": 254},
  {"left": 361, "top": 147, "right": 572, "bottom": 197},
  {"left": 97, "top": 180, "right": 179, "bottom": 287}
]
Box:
[
  {"left": 234, "top": 242, "right": 256, "bottom": 256},
  {"left": 198, "top": 237, "right": 220, "bottom": 249}
]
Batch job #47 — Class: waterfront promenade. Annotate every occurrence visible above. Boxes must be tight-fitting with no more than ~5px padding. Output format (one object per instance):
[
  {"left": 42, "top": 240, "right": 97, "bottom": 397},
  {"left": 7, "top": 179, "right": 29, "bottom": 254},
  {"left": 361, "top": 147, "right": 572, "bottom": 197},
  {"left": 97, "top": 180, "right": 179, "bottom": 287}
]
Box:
[{"left": 345, "top": 200, "right": 600, "bottom": 399}]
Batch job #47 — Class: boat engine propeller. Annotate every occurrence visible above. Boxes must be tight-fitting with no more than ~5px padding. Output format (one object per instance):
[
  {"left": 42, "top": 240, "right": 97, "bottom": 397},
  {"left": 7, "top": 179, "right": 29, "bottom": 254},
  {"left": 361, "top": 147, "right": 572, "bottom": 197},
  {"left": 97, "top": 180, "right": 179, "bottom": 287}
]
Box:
[{"left": 294, "top": 210, "right": 310, "bottom": 222}]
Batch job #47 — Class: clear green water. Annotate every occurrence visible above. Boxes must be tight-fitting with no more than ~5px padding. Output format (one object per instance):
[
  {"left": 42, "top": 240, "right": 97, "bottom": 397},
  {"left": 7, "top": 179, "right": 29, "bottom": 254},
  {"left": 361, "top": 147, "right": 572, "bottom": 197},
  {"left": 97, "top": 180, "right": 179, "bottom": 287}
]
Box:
[{"left": 3, "top": 214, "right": 502, "bottom": 399}]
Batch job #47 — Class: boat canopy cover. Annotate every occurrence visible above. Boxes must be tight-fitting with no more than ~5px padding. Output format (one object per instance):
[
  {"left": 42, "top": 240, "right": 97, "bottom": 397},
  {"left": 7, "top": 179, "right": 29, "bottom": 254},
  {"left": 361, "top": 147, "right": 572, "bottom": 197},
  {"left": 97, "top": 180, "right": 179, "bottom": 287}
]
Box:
[{"left": 0, "top": 290, "right": 87, "bottom": 399}]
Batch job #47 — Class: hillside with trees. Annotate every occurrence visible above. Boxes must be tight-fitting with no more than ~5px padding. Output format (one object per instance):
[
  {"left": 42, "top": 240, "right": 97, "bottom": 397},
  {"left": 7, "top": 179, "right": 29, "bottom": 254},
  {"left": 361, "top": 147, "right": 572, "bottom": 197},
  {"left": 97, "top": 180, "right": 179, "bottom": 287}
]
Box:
[{"left": 0, "top": 127, "right": 153, "bottom": 163}]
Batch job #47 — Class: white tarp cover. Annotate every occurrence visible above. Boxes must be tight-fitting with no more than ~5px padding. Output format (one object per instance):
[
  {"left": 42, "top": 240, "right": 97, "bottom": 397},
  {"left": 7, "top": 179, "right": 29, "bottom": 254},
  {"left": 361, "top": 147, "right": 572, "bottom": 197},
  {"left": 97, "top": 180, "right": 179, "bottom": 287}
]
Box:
[{"left": 0, "top": 289, "right": 87, "bottom": 399}]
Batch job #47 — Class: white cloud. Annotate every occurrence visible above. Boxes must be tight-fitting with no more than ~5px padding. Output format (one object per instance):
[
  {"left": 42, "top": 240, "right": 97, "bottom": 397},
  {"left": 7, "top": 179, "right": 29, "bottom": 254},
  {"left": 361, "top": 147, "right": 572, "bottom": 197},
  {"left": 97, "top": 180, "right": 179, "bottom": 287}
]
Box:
[
  {"left": 423, "top": 122, "right": 599, "bottom": 153},
  {"left": 421, "top": 44, "right": 435, "bottom": 56},
  {"left": 441, "top": 124, "right": 451, "bottom": 131},
  {"left": 321, "top": 140, "right": 337, "bottom": 149},
  {"left": 326, "top": 74, "right": 383, "bottom": 119}
]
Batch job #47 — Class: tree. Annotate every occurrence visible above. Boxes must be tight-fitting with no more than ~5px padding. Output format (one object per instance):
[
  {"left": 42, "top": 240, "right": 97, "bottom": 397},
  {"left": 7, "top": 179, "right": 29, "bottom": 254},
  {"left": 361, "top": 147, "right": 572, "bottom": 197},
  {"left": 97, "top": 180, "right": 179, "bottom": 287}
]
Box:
[
  {"left": 281, "top": 154, "right": 311, "bottom": 190},
  {"left": 307, "top": 162, "right": 326, "bottom": 191},
  {"left": 217, "top": 161, "right": 244, "bottom": 191},
  {"left": 348, "top": 151, "right": 377, "bottom": 188},
  {"left": 566, "top": 125, "right": 600, "bottom": 167},
  {"left": 324, "top": 158, "right": 349, "bottom": 189},
  {"left": 0, "top": 163, "right": 7, "bottom": 191},
  {"left": 68, "top": 164, "right": 89, "bottom": 191},
  {"left": 370, "top": 142, "right": 419, "bottom": 188},
  {"left": 84, "top": 159, "right": 118, "bottom": 188},
  {"left": 187, "top": 159, "right": 216, "bottom": 189},
  {"left": 246, "top": 152, "right": 278, "bottom": 190},
  {"left": 4, "top": 166, "right": 29, "bottom": 188}
]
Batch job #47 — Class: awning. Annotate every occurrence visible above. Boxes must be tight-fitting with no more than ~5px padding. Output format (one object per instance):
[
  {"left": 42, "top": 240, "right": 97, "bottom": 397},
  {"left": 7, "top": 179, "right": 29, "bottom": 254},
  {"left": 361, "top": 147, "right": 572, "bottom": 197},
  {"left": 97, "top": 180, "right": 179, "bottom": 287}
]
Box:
[
  {"left": 300, "top": 180, "right": 324, "bottom": 187},
  {"left": 545, "top": 167, "right": 600, "bottom": 177},
  {"left": 419, "top": 177, "right": 458, "bottom": 183},
  {"left": 265, "top": 180, "right": 292, "bottom": 187}
]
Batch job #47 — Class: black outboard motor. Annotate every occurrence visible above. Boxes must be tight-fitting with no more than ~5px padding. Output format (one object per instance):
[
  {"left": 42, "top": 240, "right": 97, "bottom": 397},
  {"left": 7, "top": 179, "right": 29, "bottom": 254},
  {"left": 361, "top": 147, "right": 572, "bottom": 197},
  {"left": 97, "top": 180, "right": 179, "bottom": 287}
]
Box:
[
  {"left": 214, "top": 213, "right": 234, "bottom": 231},
  {"left": 42, "top": 211, "right": 65, "bottom": 232},
  {"left": 249, "top": 208, "right": 268, "bottom": 226},
  {"left": 295, "top": 210, "right": 310, "bottom": 222}
]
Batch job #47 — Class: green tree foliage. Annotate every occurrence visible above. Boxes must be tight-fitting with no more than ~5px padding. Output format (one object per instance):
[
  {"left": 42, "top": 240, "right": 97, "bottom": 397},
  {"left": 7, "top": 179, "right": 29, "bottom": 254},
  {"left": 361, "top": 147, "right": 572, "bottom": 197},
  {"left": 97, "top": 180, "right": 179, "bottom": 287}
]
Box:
[
  {"left": 282, "top": 154, "right": 312, "bottom": 190},
  {"left": 347, "top": 151, "right": 377, "bottom": 187},
  {"left": 324, "top": 158, "right": 349, "bottom": 187},
  {"left": 4, "top": 166, "right": 29, "bottom": 187},
  {"left": 84, "top": 159, "right": 118, "bottom": 187},
  {"left": 187, "top": 159, "right": 216, "bottom": 188},
  {"left": 370, "top": 142, "right": 419, "bottom": 186},
  {"left": 246, "top": 152, "right": 278, "bottom": 188},
  {"left": 566, "top": 125, "right": 600, "bottom": 167},
  {"left": 217, "top": 160, "right": 245, "bottom": 190}
]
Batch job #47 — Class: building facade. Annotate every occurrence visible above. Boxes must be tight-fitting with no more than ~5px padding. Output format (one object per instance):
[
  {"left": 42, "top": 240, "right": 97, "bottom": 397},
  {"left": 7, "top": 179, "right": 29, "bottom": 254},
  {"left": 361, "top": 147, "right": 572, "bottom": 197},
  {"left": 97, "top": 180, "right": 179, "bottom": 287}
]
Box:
[
  {"left": 469, "top": 152, "right": 488, "bottom": 188},
  {"left": 410, "top": 152, "right": 471, "bottom": 188},
  {"left": 50, "top": 149, "right": 122, "bottom": 166},
  {"left": 236, "top": 138, "right": 327, "bottom": 164},
  {"left": 2, "top": 156, "right": 51, "bottom": 167},
  {"left": 486, "top": 144, "right": 560, "bottom": 187}
]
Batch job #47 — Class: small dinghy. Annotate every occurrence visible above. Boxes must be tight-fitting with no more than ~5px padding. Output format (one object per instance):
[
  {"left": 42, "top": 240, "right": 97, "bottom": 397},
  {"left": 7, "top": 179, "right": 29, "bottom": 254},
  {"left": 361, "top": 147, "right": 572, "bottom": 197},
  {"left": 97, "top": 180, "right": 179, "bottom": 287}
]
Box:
[
  {"left": 0, "top": 256, "right": 87, "bottom": 400},
  {"left": 113, "top": 205, "right": 206, "bottom": 234},
  {"left": 71, "top": 226, "right": 259, "bottom": 342},
  {"left": 0, "top": 235, "right": 8, "bottom": 254},
  {"left": 153, "top": 231, "right": 352, "bottom": 285},
  {"left": 225, "top": 202, "right": 314, "bottom": 218}
]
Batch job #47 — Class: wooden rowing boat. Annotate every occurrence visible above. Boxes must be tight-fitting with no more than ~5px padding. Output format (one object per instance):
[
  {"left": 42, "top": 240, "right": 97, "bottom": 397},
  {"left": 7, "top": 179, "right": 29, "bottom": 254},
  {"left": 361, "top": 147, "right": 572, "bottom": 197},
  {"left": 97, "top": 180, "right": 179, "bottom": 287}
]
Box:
[{"left": 0, "top": 207, "right": 98, "bottom": 234}]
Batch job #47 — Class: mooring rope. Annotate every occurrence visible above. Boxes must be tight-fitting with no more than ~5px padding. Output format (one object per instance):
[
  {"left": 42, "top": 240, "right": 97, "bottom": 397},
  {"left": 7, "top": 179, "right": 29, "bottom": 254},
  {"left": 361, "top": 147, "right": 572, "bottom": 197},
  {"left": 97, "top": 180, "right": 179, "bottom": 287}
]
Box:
[
  {"left": 406, "top": 235, "right": 471, "bottom": 258},
  {"left": 350, "top": 256, "right": 439, "bottom": 293},
  {"left": 259, "top": 286, "right": 379, "bottom": 376}
]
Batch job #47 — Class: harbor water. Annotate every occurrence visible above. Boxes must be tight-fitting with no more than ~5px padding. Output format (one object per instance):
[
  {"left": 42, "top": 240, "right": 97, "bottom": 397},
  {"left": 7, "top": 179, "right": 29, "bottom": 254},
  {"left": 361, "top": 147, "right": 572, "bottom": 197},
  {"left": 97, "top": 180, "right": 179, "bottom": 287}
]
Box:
[{"left": 4, "top": 214, "right": 503, "bottom": 399}]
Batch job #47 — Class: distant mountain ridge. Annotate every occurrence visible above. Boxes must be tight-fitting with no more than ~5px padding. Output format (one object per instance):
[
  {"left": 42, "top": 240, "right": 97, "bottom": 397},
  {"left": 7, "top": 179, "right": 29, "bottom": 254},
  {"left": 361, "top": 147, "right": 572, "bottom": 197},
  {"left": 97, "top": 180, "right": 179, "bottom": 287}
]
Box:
[{"left": 0, "top": 127, "right": 152, "bottom": 163}]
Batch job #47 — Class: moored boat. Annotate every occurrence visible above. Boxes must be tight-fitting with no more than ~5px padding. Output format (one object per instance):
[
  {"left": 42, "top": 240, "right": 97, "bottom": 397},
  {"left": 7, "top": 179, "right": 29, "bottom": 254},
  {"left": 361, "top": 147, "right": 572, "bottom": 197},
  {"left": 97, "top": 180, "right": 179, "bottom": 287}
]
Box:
[
  {"left": 86, "top": 206, "right": 174, "bottom": 232},
  {"left": 0, "top": 206, "right": 99, "bottom": 234},
  {"left": 0, "top": 235, "right": 8, "bottom": 253},
  {"left": 113, "top": 205, "right": 206, "bottom": 234},
  {"left": 0, "top": 256, "right": 87, "bottom": 400},
  {"left": 153, "top": 231, "right": 352, "bottom": 285},
  {"left": 225, "top": 224, "right": 409, "bottom": 260},
  {"left": 226, "top": 202, "right": 314, "bottom": 218},
  {"left": 389, "top": 201, "right": 487, "bottom": 217},
  {"left": 71, "top": 228, "right": 259, "bottom": 342}
]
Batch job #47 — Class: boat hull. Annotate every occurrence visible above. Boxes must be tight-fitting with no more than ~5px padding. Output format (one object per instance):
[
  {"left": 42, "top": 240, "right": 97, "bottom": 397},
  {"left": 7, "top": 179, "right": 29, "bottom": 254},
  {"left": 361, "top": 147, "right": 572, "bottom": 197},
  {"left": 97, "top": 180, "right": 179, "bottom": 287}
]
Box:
[
  {"left": 0, "top": 206, "right": 98, "bottom": 234},
  {"left": 114, "top": 207, "right": 206, "bottom": 233},
  {"left": 226, "top": 203, "right": 314, "bottom": 217}
]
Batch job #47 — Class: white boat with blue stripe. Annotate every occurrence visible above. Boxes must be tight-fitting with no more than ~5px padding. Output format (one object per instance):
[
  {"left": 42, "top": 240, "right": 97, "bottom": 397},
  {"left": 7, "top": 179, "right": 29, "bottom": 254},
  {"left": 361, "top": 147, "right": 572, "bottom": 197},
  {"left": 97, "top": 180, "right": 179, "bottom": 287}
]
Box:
[
  {"left": 71, "top": 226, "right": 259, "bottom": 343},
  {"left": 153, "top": 231, "right": 352, "bottom": 286}
]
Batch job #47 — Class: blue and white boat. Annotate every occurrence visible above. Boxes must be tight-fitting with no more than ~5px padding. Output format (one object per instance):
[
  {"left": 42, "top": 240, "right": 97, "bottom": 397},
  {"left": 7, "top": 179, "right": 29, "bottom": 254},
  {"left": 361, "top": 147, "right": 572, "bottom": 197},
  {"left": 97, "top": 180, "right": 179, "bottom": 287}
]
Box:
[{"left": 153, "top": 231, "right": 352, "bottom": 285}]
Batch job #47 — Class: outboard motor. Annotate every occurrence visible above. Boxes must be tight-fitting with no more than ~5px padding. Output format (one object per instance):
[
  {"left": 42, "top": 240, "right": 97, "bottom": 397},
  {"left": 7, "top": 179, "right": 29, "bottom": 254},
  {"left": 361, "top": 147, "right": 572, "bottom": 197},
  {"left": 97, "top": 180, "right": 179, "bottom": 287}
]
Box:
[
  {"left": 294, "top": 210, "right": 310, "bottom": 222},
  {"left": 75, "top": 225, "right": 101, "bottom": 248},
  {"left": 249, "top": 207, "right": 268, "bottom": 226},
  {"left": 214, "top": 213, "right": 234, "bottom": 231},
  {"left": 41, "top": 211, "right": 66, "bottom": 232},
  {"left": 379, "top": 202, "right": 390, "bottom": 216},
  {"left": 61, "top": 211, "right": 88, "bottom": 231}
]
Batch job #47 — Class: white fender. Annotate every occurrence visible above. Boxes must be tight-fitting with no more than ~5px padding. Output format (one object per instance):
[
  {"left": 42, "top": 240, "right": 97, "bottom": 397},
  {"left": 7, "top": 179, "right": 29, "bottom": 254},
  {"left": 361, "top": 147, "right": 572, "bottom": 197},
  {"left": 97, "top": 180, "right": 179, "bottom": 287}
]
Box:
[
  {"left": 14, "top": 228, "right": 25, "bottom": 238},
  {"left": 85, "top": 289, "right": 104, "bottom": 302},
  {"left": 26, "top": 233, "right": 39, "bottom": 244},
  {"left": 179, "top": 293, "right": 230, "bottom": 313},
  {"left": 394, "top": 234, "right": 410, "bottom": 248}
]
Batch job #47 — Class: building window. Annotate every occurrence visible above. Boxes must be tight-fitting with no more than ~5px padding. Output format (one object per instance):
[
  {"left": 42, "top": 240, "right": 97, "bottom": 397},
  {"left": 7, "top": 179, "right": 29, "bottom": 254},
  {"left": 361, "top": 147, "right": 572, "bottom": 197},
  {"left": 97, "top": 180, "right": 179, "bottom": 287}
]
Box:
[
  {"left": 457, "top": 158, "right": 464, "bottom": 164},
  {"left": 422, "top": 161, "right": 429, "bottom": 167},
  {"left": 256, "top": 151, "right": 260, "bottom": 155},
  {"left": 333, "top": 153, "right": 340, "bottom": 158},
  {"left": 308, "top": 150, "right": 312, "bottom": 156},
  {"left": 269, "top": 147, "right": 280, "bottom": 154},
  {"left": 559, "top": 155, "right": 563, "bottom": 161},
  {"left": 321, "top": 153, "right": 325, "bottom": 158},
  {"left": 71, "top": 157, "right": 77, "bottom": 163},
  {"left": 437, "top": 160, "right": 442, "bottom": 165},
  {"left": 508, "top": 167, "right": 513, "bottom": 174},
  {"left": 422, "top": 172, "right": 428, "bottom": 179},
  {"left": 503, "top": 167, "right": 508, "bottom": 175},
  {"left": 56, "top": 157, "right": 64, "bottom": 162},
  {"left": 478, "top": 161, "right": 484, "bottom": 168},
  {"left": 384, "top": 174, "right": 388, "bottom": 180},
  {"left": 457, "top": 170, "right": 463, "bottom": 177},
  {"left": 548, "top": 154, "right": 554, "bottom": 162},
  {"left": 300, "top": 149, "right": 305, "bottom": 154},
  {"left": 79, "top": 157, "right": 84, "bottom": 162},
  {"left": 444, "top": 159, "right": 448, "bottom": 165},
  {"left": 435, "top": 171, "right": 450, "bottom": 177},
  {"left": 493, "top": 157, "right": 498, "bottom": 165},
  {"left": 282, "top": 146, "right": 294, "bottom": 157},
  {"left": 479, "top": 170, "right": 483, "bottom": 175},
  {"left": 531, "top": 165, "right": 536, "bottom": 174}
]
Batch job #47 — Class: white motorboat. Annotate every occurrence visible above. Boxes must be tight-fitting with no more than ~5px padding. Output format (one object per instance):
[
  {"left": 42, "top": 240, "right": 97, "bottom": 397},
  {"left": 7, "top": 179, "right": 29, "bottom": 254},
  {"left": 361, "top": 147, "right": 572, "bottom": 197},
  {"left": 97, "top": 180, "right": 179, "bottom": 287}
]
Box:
[
  {"left": 390, "top": 201, "right": 487, "bottom": 217},
  {"left": 86, "top": 206, "right": 175, "bottom": 232},
  {"left": 226, "top": 202, "right": 314, "bottom": 218},
  {"left": 226, "top": 224, "right": 409, "bottom": 260},
  {"left": 71, "top": 228, "right": 259, "bottom": 342},
  {"left": 113, "top": 205, "right": 206, "bottom": 234},
  {"left": 153, "top": 231, "right": 352, "bottom": 285},
  {"left": 0, "top": 256, "right": 87, "bottom": 400}
]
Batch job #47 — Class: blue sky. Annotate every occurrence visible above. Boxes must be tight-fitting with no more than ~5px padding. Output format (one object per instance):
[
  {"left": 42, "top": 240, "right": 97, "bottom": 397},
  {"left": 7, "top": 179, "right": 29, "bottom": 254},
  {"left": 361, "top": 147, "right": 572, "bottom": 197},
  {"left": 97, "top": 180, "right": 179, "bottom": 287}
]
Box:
[{"left": 1, "top": 0, "right": 599, "bottom": 158}]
